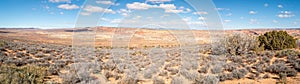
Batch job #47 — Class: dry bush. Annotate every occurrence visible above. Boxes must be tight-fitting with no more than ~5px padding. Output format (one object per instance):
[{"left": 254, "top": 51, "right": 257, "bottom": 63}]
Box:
[
  {"left": 290, "top": 60, "right": 300, "bottom": 72},
  {"left": 171, "top": 77, "right": 183, "bottom": 84},
  {"left": 0, "top": 64, "right": 48, "bottom": 84},
  {"left": 211, "top": 64, "right": 223, "bottom": 74},
  {"left": 167, "top": 67, "right": 179, "bottom": 75},
  {"left": 118, "top": 77, "right": 138, "bottom": 84},
  {"left": 196, "top": 75, "right": 219, "bottom": 84},
  {"left": 212, "top": 33, "right": 259, "bottom": 55},
  {"left": 153, "top": 77, "right": 165, "bottom": 84},
  {"left": 223, "top": 63, "right": 238, "bottom": 72},
  {"left": 35, "top": 52, "right": 45, "bottom": 58},
  {"left": 276, "top": 49, "right": 299, "bottom": 58},
  {"left": 60, "top": 63, "right": 100, "bottom": 84},
  {"left": 297, "top": 39, "right": 300, "bottom": 48},
  {"left": 232, "top": 68, "right": 248, "bottom": 79},
  {"left": 180, "top": 69, "right": 198, "bottom": 81},
  {"left": 218, "top": 73, "right": 235, "bottom": 81},
  {"left": 266, "top": 63, "right": 297, "bottom": 77}
]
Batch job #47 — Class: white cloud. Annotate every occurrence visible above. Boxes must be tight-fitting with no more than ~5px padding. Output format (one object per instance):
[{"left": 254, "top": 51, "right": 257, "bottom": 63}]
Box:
[
  {"left": 147, "top": 0, "right": 172, "bottom": 3},
  {"left": 136, "top": 16, "right": 142, "bottom": 19},
  {"left": 187, "top": 21, "right": 205, "bottom": 25},
  {"left": 100, "top": 18, "right": 110, "bottom": 22},
  {"left": 198, "top": 17, "right": 205, "bottom": 20},
  {"left": 272, "top": 20, "right": 278, "bottom": 23},
  {"left": 277, "top": 11, "right": 295, "bottom": 18},
  {"left": 57, "top": 4, "right": 79, "bottom": 10},
  {"left": 127, "top": 2, "right": 153, "bottom": 10},
  {"left": 165, "top": 9, "right": 183, "bottom": 13},
  {"left": 215, "top": 8, "right": 230, "bottom": 11},
  {"left": 226, "top": 13, "right": 232, "bottom": 16},
  {"left": 186, "top": 8, "right": 191, "bottom": 12},
  {"left": 182, "top": 17, "right": 191, "bottom": 22},
  {"left": 83, "top": 5, "right": 116, "bottom": 14},
  {"left": 60, "top": 12, "right": 64, "bottom": 15},
  {"left": 249, "top": 11, "right": 257, "bottom": 14},
  {"left": 224, "top": 20, "right": 231, "bottom": 23},
  {"left": 159, "top": 4, "right": 180, "bottom": 13},
  {"left": 49, "top": 0, "right": 70, "bottom": 3},
  {"left": 278, "top": 5, "right": 283, "bottom": 8},
  {"left": 117, "top": 9, "right": 131, "bottom": 16},
  {"left": 264, "top": 3, "right": 269, "bottom": 7},
  {"left": 193, "top": 11, "right": 208, "bottom": 15},
  {"left": 126, "top": 2, "right": 186, "bottom": 13},
  {"left": 45, "top": 5, "right": 50, "bottom": 9},
  {"left": 96, "top": 0, "right": 115, "bottom": 5},
  {"left": 110, "top": 19, "right": 122, "bottom": 23},
  {"left": 80, "top": 12, "right": 91, "bottom": 16},
  {"left": 249, "top": 19, "right": 258, "bottom": 24}
]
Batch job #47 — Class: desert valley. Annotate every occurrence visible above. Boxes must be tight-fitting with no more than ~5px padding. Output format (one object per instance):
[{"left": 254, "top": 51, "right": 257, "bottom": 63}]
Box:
[{"left": 0, "top": 27, "right": 300, "bottom": 84}]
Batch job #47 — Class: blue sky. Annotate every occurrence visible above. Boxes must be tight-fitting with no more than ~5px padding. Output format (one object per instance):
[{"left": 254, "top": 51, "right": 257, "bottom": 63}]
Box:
[{"left": 0, "top": 0, "right": 299, "bottom": 29}]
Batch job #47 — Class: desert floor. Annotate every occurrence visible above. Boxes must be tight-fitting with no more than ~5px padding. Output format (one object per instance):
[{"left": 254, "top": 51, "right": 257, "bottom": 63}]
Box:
[{"left": 0, "top": 27, "right": 300, "bottom": 84}]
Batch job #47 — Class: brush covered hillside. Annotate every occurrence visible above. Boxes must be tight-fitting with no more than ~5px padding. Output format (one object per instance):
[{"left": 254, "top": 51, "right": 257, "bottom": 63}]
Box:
[{"left": 0, "top": 27, "right": 300, "bottom": 84}]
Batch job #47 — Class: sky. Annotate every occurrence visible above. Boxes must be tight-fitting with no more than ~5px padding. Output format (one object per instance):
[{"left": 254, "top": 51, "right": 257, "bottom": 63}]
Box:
[{"left": 0, "top": 0, "right": 299, "bottom": 30}]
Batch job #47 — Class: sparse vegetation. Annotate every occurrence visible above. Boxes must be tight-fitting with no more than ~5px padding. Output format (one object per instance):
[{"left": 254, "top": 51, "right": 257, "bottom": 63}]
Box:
[
  {"left": 213, "top": 33, "right": 259, "bottom": 55},
  {"left": 0, "top": 64, "right": 48, "bottom": 84},
  {"left": 1, "top": 29, "right": 300, "bottom": 83}
]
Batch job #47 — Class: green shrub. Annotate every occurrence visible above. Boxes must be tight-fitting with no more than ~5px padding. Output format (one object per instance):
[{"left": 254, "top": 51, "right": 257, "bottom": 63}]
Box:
[
  {"left": 258, "top": 31, "right": 296, "bottom": 50},
  {"left": 0, "top": 40, "right": 5, "bottom": 47},
  {"left": 0, "top": 64, "right": 48, "bottom": 84}
]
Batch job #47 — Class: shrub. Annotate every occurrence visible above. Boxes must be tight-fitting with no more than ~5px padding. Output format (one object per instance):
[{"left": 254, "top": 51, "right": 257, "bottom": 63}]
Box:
[
  {"left": 248, "top": 74, "right": 255, "bottom": 79},
  {"left": 211, "top": 65, "right": 223, "bottom": 74},
  {"left": 286, "top": 68, "right": 297, "bottom": 77},
  {"left": 0, "top": 64, "right": 48, "bottom": 84},
  {"left": 279, "top": 72, "right": 287, "bottom": 84},
  {"left": 231, "top": 56, "right": 243, "bottom": 64},
  {"left": 170, "top": 77, "right": 183, "bottom": 84},
  {"left": 258, "top": 31, "right": 296, "bottom": 50},
  {"left": 158, "top": 70, "right": 168, "bottom": 77},
  {"left": 259, "top": 51, "right": 275, "bottom": 58},
  {"left": 218, "top": 73, "right": 228, "bottom": 81},
  {"left": 180, "top": 70, "right": 198, "bottom": 81},
  {"left": 263, "top": 74, "right": 270, "bottom": 79},
  {"left": 291, "top": 60, "right": 300, "bottom": 71},
  {"left": 0, "top": 40, "right": 5, "bottom": 47},
  {"left": 35, "top": 52, "right": 45, "bottom": 58},
  {"left": 48, "top": 64, "right": 60, "bottom": 75},
  {"left": 297, "top": 39, "right": 300, "bottom": 48},
  {"left": 225, "top": 73, "right": 234, "bottom": 80},
  {"left": 276, "top": 49, "right": 299, "bottom": 58},
  {"left": 232, "top": 68, "right": 248, "bottom": 79},
  {"left": 196, "top": 75, "right": 219, "bottom": 84},
  {"left": 212, "top": 33, "right": 259, "bottom": 55},
  {"left": 223, "top": 63, "right": 237, "bottom": 72},
  {"left": 153, "top": 77, "right": 165, "bottom": 84},
  {"left": 118, "top": 77, "right": 138, "bottom": 84},
  {"left": 167, "top": 68, "right": 179, "bottom": 75},
  {"left": 265, "top": 63, "right": 296, "bottom": 77}
]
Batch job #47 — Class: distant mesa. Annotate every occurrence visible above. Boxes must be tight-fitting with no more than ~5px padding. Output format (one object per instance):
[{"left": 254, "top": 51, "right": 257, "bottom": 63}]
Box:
[
  {"left": 0, "top": 31, "right": 13, "bottom": 33},
  {"left": 64, "top": 29, "right": 92, "bottom": 32}
]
